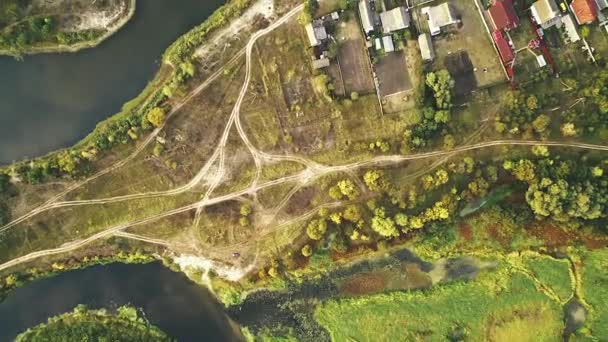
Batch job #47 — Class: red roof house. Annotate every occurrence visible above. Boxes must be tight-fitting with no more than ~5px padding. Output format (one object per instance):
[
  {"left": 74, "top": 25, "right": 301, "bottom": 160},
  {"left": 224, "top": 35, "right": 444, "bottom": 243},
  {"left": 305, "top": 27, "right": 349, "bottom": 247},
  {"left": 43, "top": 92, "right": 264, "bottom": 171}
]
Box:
[
  {"left": 571, "top": 0, "right": 598, "bottom": 24},
  {"left": 492, "top": 30, "right": 514, "bottom": 64},
  {"left": 488, "top": 0, "right": 520, "bottom": 31}
]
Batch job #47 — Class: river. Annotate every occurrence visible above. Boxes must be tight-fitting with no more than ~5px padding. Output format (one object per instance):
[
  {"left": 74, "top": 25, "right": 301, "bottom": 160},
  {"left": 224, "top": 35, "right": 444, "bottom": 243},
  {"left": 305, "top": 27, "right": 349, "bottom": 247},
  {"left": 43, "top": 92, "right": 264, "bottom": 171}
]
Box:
[
  {"left": 0, "top": 0, "right": 224, "bottom": 164},
  {"left": 0, "top": 262, "right": 240, "bottom": 341}
]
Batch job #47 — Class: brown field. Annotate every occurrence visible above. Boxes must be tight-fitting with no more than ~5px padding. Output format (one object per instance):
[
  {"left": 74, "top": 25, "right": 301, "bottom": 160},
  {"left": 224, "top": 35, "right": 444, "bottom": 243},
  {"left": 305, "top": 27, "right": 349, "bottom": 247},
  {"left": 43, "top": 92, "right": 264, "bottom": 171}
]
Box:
[{"left": 335, "top": 17, "right": 375, "bottom": 95}]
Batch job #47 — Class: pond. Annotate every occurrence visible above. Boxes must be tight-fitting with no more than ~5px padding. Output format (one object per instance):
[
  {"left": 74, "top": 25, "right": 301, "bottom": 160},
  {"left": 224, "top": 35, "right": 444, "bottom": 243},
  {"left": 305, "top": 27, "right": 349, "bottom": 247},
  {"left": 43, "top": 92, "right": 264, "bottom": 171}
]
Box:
[
  {"left": 0, "top": 0, "right": 224, "bottom": 164},
  {"left": 0, "top": 262, "right": 240, "bottom": 341}
]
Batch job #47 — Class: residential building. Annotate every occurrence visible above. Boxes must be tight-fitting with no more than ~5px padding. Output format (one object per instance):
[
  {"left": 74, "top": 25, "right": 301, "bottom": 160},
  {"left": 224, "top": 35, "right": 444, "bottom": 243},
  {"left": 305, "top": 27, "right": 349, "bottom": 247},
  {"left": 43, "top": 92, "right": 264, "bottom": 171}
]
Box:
[
  {"left": 492, "top": 30, "right": 515, "bottom": 64},
  {"left": 536, "top": 54, "right": 547, "bottom": 67},
  {"left": 312, "top": 57, "right": 331, "bottom": 69},
  {"left": 418, "top": 33, "right": 435, "bottom": 61},
  {"left": 305, "top": 20, "right": 327, "bottom": 47},
  {"left": 571, "top": 0, "right": 598, "bottom": 24},
  {"left": 562, "top": 14, "right": 582, "bottom": 42},
  {"left": 531, "top": 0, "right": 562, "bottom": 28},
  {"left": 375, "top": 37, "right": 382, "bottom": 50},
  {"left": 488, "top": 0, "right": 520, "bottom": 31},
  {"left": 359, "top": 0, "right": 376, "bottom": 34},
  {"left": 380, "top": 6, "right": 411, "bottom": 33},
  {"left": 421, "top": 3, "right": 459, "bottom": 36},
  {"left": 382, "top": 35, "right": 395, "bottom": 52},
  {"left": 596, "top": 0, "right": 608, "bottom": 10}
]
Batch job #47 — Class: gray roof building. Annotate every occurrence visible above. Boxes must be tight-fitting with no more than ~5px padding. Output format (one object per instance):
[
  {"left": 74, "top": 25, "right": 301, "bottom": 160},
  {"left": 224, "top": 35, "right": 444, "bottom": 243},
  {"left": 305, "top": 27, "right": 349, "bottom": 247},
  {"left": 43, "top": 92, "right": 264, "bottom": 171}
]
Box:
[
  {"left": 312, "top": 57, "right": 331, "bottom": 69},
  {"left": 359, "top": 0, "right": 376, "bottom": 33},
  {"left": 380, "top": 6, "right": 411, "bottom": 33},
  {"left": 418, "top": 33, "right": 435, "bottom": 61},
  {"left": 382, "top": 35, "right": 395, "bottom": 52},
  {"left": 305, "top": 20, "right": 328, "bottom": 47}
]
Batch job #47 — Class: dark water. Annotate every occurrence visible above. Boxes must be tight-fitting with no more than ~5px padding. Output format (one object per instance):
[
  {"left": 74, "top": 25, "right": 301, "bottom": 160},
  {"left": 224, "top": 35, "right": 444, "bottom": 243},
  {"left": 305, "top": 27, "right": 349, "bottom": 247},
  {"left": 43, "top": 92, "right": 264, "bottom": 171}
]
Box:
[
  {"left": 0, "top": 0, "right": 225, "bottom": 164},
  {"left": 0, "top": 262, "right": 240, "bottom": 341}
]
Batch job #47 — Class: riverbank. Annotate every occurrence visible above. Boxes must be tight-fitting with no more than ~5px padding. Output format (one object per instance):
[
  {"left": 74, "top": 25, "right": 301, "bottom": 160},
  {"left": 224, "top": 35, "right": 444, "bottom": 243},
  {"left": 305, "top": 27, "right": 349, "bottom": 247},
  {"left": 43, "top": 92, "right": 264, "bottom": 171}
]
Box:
[{"left": 0, "top": 0, "right": 136, "bottom": 58}]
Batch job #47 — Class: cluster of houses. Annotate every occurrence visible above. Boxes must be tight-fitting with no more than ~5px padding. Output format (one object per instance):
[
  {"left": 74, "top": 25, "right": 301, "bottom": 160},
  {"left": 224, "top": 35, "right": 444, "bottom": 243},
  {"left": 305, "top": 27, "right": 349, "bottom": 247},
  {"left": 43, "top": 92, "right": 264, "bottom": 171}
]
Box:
[
  {"left": 358, "top": 0, "right": 459, "bottom": 61},
  {"left": 305, "top": 11, "right": 340, "bottom": 69},
  {"left": 487, "top": 0, "right": 608, "bottom": 68}
]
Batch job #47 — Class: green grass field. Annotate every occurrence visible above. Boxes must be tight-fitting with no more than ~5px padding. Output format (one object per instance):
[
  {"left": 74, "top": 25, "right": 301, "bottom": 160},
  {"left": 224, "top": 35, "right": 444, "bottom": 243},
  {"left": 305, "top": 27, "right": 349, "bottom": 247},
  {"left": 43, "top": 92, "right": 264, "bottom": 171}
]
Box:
[
  {"left": 523, "top": 255, "right": 573, "bottom": 302},
  {"left": 315, "top": 272, "right": 563, "bottom": 341},
  {"left": 580, "top": 249, "right": 608, "bottom": 339}
]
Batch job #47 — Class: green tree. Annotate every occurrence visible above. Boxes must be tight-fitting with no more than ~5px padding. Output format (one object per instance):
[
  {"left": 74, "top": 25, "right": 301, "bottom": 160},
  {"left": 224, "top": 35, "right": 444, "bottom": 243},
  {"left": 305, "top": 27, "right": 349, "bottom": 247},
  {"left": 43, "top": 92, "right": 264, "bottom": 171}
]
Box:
[
  {"left": 532, "top": 114, "right": 551, "bottom": 133},
  {"left": 371, "top": 207, "right": 399, "bottom": 238},
  {"left": 301, "top": 244, "right": 313, "bottom": 257},
  {"left": 306, "top": 218, "right": 328, "bottom": 240},
  {"left": 147, "top": 107, "right": 166, "bottom": 128}
]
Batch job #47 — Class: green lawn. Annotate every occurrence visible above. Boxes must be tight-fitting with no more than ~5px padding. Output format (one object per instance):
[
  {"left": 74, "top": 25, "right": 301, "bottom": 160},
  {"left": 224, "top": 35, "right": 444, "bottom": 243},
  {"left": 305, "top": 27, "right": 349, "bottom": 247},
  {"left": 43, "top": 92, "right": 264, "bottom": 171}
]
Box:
[{"left": 523, "top": 255, "right": 573, "bottom": 302}]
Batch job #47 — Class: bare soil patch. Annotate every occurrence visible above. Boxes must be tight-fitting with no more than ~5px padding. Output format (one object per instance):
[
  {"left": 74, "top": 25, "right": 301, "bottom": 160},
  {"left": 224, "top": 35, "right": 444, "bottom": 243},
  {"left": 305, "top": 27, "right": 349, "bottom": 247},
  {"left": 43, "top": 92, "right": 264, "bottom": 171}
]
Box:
[
  {"left": 335, "top": 18, "right": 375, "bottom": 95},
  {"left": 376, "top": 51, "right": 412, "bottom": 97}
]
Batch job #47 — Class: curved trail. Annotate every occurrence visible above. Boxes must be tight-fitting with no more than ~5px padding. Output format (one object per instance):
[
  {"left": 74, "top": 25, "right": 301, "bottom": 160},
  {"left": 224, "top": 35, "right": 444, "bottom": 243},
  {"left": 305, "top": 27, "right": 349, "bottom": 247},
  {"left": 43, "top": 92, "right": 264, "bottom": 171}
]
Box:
[
  {"left": 34, "top": 47, "right": 247, "bottom": 210},
  {"left": 1, "top": 139, "right": 607, "bottom": 234}
]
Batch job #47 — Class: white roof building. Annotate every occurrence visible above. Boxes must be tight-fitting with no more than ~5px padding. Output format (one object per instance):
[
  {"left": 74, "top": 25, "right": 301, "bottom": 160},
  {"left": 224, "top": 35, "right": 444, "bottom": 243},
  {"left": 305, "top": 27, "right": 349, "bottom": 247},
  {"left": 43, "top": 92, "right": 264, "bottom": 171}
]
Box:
[
  {"left": 597, "top": 0, "right": 608, "bottom": 10},
  {"left": 536, "top": 54, "right": 547, "bottom": 67},
  {"left": 305, "top": 20, "right": 328, "bottom": 47},
  {"left": 421, "top": 3, "right": 459, "bottom": 36},
  {"left": 418, "top": 33, "right": 435, "bottom": 61},
  {"left": 530, "top": 0, "right": 561, "bottom": 29},
  {"left": 383, "top": 35, "right": 395, "bottom": 52},
  {"left": 561, "top": 14, "right": 581, "bottom": 43},
  {"left": 380, "top": 6, "right": 411, "bottom": 33},
  {"left": 359, "top": 0, "right": 376, "bottom": 34},
  {"left": 375, "top": 37, "right": 382, "bottom": 50}
]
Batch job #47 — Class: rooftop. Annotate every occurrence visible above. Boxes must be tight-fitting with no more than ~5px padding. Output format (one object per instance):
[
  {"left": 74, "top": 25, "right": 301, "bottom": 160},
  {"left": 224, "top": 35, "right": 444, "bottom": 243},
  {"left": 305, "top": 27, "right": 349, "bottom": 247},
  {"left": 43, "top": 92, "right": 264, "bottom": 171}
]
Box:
[
  {"left": 421, "top": 3, "right": 458, "bottom": 36},
  {"left": 380, "top": 7, "right": 411, "bottom": 33},
  {"left": 488, "top": 0, "right": 520, "bottom": 31},
  {"left": 492, "top": 30, "right": 514, "bottom": 64},
  {"left": 418, "top": 33, "right": 435, "bottom": 61},
  {"left": 530, "top": 0, "right": 560, "bottom": 27},
  {"left": 571, "top": 0, "right": 598, "bottom": 24},
  {"left": 359, "top": 0, "right": 375, "bottom": 33}
]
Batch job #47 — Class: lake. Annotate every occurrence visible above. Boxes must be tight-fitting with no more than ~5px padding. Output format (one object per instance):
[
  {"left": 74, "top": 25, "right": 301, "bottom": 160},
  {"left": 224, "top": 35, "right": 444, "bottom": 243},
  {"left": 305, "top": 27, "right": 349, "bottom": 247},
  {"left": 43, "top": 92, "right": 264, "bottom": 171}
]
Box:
[
  {"left": 0, "top": 0, "right": 224, "bottom": 164},
  {"left": 0, "top": 262, "right": 241, "bottom": 341}
]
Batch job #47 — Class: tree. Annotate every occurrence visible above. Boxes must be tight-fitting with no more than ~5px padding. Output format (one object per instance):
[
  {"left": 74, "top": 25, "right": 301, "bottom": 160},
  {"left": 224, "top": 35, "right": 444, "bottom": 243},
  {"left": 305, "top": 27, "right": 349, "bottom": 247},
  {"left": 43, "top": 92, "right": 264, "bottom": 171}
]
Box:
[
  {"left": 532, "top": 114, "right": 551, "bottom": 133},
  {"left": 371, "top": 208, "right": 399, "bottom": 238},
  {"left": 147, "top": 107, "right": 166, "bottom": 128},
  {"left": 301, "top": 244, "right": 313, "bottom": 257},
  {"left": 363, "top": 170, "right": 386, "bottom": 192},
  {"left": 338, "top": 179, "right": 359, "bottom": 199},
  {"left": 343, "top": 205, "right": 362, "bottom": 222},
  {"left": 425, "top": 69, "right": 454, "bottom": 110},
  {"left": 306, "top": 219, "right": 327, "bottom": 240},
  {"left": 507, "top": 159, "right": 536, "bottom": 182},
  {"left": 394, "top": 213, "right": 409, "bottom": 227},
  {"left": 240, "top": 204, "right": 252, "bottom": 216},
  {"left": 561, "top": 123, "right": 577, "bottom": 137}
]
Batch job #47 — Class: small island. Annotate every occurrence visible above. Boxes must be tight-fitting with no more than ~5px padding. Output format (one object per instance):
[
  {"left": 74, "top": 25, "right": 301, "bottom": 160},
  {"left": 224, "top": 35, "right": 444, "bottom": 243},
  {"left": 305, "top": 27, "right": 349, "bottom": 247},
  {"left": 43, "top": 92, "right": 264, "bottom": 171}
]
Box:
[{"left": 15, "top": 305, "right": 173, "bottom": 342}]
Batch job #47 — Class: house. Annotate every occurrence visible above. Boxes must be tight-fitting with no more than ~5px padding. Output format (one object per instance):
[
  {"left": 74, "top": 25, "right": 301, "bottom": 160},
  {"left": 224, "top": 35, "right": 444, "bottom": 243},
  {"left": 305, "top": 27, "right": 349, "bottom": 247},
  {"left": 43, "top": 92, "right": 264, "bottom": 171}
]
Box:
[
  {"left": 418, "top": 33, "right": 435, "bottom": 61},
  {"left": 359, "top": 0, "right": 376, "bottom": 34},
  {"left": 421, "top": 3, "right": 459, "bottom": 36},
  {"left": 571, "top": 0, "right": 598, "bottom": 24},
  {"left": 380, "top": 6, "right": 411, "bottom": 33},
  {"left": 312, "top": 57, "right": 331, "bottom": 69},
  {"left": 492, "top": 30, "right": 515, "bottom": 64},
  {"left": 596, "top": 0, "right": 608, "bottom": 10},
  {"left": 382, "top": 35, "right": 395, "bottom": 52},
  {"left": 562, "top": 14, "right": 582, "bottom": 42},
  {"left": 536, "top": 54, "right": 547, "bottom": 67},
  {"left": 531, "top": 0, "right": 562, "bottom": 28},
  {"left": 305, "top": 20, "right": 327, "bottom": 47},
  {"left": 375, "top": 37, "right": 382, "bottom": 50},
  {"left": 488, "top": 0, "right": 520, "bottom": 31}
]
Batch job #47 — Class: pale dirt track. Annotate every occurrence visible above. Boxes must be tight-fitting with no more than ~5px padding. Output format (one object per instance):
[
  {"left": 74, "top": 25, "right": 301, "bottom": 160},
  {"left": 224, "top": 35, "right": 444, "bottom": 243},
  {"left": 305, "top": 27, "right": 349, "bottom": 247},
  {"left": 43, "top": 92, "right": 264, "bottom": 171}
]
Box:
[{"left": 0, "top": 3, "right": 607, "bottom": 275}]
